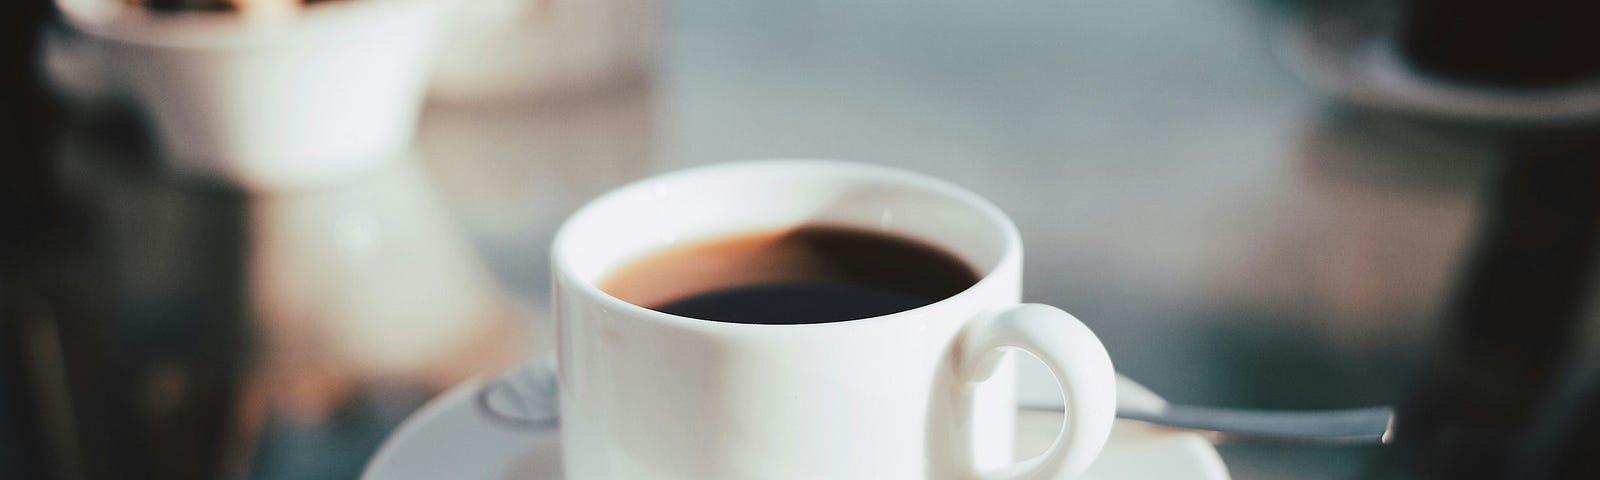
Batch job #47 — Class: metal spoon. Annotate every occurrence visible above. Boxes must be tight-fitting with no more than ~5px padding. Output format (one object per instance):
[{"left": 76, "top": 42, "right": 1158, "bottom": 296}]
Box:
[{"left": 1053, "top": 375, "right": 1394, "bottom": 444}]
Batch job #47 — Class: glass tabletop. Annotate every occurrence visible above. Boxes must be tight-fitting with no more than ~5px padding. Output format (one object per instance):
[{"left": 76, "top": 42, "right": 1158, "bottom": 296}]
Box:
[{"left": 10, "top": 0, "right": 1565, "bottom": 478}]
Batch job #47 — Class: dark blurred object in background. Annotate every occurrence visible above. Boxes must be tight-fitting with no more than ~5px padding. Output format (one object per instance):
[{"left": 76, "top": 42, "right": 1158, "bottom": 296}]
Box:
[
  {"left": 0, "top": 139, "right": 522, "bottom": 480},
  {"left": 4, "top": 0, "right": 524, "bottom": 476},
  {"left": 2, "top": 18, "right": 259, "bottom": 474},
  {"left": 1402, "top": 0, "right": 1600, "bottom": 88},
  {"left": 0, "top": 0, "right": 56, "bottom": 232},
  {"left": 2, "top": 0, "right": 62, "bottom": 477},
  {"left": 1396, "top": 127, "right": 1600, "bottom": 479},
  {"left": 1284, "top": 0, "right": 1600, "bottom": 124}
]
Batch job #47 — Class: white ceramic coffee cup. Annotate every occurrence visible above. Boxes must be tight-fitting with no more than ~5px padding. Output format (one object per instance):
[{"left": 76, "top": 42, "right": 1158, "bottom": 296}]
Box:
[{"left": 551, "top": 160, "right": 1116, "bottom": 479}]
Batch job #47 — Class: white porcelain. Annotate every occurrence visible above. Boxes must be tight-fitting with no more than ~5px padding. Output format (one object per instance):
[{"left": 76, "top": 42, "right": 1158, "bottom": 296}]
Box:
[
  {"left": 247, "top": 158, "right": 524, "bottom": 391},
  {"left": 548, "top": 160, "right": 1117, "bottom": 479},
  {"left": 361, "top": 373, "right": 1230, "bottom": 480},
  {"left": 54, "top": 0, "right": 453, "bottom": 190}
]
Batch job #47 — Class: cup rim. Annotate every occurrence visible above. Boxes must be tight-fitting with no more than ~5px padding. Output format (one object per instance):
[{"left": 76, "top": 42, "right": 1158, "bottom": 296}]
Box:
[
  {"left": 551, "top": 158, "right": 1024, "bottom": 332},
  {"left": 55, "top": 0, "right": 445, "bottom": 49}
]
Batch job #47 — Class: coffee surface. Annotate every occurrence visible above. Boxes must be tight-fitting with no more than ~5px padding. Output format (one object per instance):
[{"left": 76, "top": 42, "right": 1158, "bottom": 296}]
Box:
[{"left": 600, "top": 225, "right": 980, "bottom": 324}]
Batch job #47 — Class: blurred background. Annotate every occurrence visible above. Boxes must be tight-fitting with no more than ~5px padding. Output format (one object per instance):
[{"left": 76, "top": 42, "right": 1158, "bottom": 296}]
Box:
[{"left": 5, "top": 0, "right": 1600, "bottom": 478}]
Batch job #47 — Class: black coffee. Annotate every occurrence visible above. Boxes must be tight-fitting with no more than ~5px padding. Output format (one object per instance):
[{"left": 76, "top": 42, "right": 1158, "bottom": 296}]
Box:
[
  {"left": 1403, "top": 0, "right": 1600, "bottom": 87},
  {"left": 599, "top": 225, "right": 980, "bottom": 324}
]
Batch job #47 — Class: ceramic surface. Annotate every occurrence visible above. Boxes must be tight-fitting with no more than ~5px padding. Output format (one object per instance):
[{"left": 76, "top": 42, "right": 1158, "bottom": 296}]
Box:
[
  {"left": 548, "top": 161, "right": 1115, "bottom": 479},
  {"left": 55, "top": 0, "right": 453, "bottom": 189},
  {"left": 363, "top": 377, "right": 1231, "bottom": 480}
]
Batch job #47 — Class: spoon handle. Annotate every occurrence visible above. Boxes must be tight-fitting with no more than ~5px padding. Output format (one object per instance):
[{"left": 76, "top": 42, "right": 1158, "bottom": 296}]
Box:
[{"left": 1023, "top": 404, "right": 1395, "bottom": 444}]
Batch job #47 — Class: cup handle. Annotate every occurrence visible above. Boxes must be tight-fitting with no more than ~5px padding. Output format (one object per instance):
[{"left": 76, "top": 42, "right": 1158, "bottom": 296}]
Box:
[{"left": 955, "top": 304, "right": 1116, "bottom": 480}]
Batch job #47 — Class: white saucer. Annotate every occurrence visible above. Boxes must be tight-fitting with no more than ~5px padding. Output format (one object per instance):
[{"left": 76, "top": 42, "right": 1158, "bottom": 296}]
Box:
[{"left": 364, "top": 376, "right": 1230, "bottom": 479}]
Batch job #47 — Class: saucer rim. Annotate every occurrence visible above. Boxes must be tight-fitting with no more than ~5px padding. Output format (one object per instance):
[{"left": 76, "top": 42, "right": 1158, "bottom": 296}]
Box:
[{"left": 363, "top": 378, "right": 1231, "bottom": 480}]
